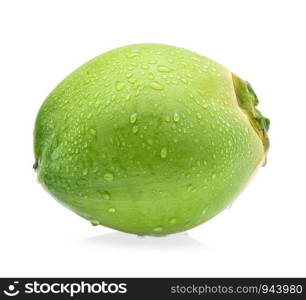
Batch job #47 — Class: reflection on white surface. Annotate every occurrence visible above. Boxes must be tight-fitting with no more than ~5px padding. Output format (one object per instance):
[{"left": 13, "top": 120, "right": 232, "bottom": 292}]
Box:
[{"left": 83, "top": 231, "right": 206, "bottom": 251}]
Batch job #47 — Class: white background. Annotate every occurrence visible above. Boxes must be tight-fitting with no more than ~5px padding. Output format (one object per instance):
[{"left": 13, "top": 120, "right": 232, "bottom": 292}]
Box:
[{"left": 1, "top": 0, "right": 305, "bottom": 277}]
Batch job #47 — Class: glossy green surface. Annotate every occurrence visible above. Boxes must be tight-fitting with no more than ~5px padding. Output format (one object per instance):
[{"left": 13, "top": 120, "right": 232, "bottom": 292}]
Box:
[{"left": 34, "top": 44, "right": 268, "bottom": 235}]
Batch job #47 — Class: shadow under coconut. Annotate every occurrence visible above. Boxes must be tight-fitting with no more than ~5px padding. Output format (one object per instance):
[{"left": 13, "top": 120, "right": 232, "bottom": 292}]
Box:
[{"left": 83, "top": 231, "right": 206, "bottom": 251}]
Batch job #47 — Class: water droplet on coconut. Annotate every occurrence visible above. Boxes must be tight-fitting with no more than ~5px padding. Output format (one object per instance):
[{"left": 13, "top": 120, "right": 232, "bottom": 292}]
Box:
[
  {"left": 187, "top": 184, "right": 197, "bottom": 192},
  {"left": 115, "top": 81, "right": 126, "bottom": 91},
  {"left": 202, "top": 208, "right": 208, "bottom": 215},
  {"left": 130, "top": 113, "right": 137, "bottom": 124},
  {"left": 165, "top": 115, "right": 171, "bottom": 122},
  {"left": 153, "top": 227, "right": 163, "bottom": 233},
  {"left": 160, "top": 147, "right": 167, "bottom": 158},
  {"left": 98, "top": 191, "right": 111, "bottom": 200},
  {"left": 108, "top": 207, "right": 116, "bottom": 213},
  {"left": 91, "top": 220, "right": 99, "bottom": 226},
  {"left": 89, "top": 129, "right": 97, "bottom": 135},
  {"left": 104, "top": 172, "right": 114, "bottom": 181},
  {"left": 132, "top": 125, "right": 139, "bottom": 134},
  {"left": 173, "top": 112, "right": 180, "bottom": 122},
  {"left": 149, "top": 81, "right": 164, "bottom": 90},
  {"left": 148, "top": 72, "right": 154, "bottom": 80},
  {"left": 157, "top": 65, "right": 171, "bottom": 72},
  {"left": 184, "top": 221, "right": 191, "bottom": 228},
  {"left": 180, "top": 78, "right": 188, "bottom": 84},
  {"left": 170, "top": 218, "right": 177, "bottom": 224},
  {"left": 127, "top": 52, "right": 138, "bottom": 58}
]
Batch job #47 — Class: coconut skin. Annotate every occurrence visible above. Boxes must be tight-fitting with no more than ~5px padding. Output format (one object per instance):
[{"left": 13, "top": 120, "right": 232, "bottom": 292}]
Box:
[{"left": 34, "top": 44, "right": 269, "bottom": 236}]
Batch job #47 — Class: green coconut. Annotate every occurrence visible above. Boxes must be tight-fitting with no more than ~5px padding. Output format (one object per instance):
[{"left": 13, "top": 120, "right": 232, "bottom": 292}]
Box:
[{"left": 34, "top": 43, "right": 270, "bottom": 236}]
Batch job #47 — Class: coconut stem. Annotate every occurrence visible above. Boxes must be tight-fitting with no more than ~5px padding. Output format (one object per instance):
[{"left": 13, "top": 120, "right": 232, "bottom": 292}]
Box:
[{"left": 232, "top": 74, "right": 270, "bottom": 162}]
